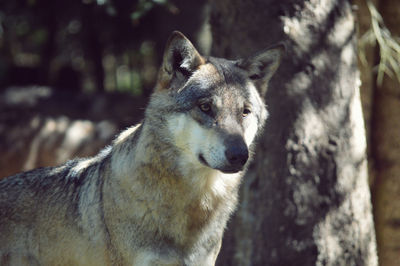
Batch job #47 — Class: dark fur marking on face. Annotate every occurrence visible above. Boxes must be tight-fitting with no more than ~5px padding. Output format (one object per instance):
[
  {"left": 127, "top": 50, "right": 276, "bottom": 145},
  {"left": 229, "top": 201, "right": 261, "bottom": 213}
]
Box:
[
  {"left": 249, "top": 74, "right": 261, "bottom": 80},
  {"left": 172, "top": 81, "right": 213, "bottom": 113},
  {"left": 206, "top": 57, "right": 248, "bottom": 93}
]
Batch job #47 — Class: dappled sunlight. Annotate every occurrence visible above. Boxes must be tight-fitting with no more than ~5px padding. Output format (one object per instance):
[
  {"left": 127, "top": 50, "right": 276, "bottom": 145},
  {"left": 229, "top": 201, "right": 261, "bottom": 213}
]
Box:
[
  {"left": 348, "top": 83, "right": 368, "bottom": 166},
  {"left": 23, "top": 117, "right": 117, "bottom": 171},
  {"left": 3, "top": 86, "right": 52, "bottom": 107}
]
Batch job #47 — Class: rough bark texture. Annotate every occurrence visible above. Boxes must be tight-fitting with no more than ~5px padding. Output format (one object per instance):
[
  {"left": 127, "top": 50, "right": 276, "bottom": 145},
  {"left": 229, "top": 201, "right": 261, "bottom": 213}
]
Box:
[
  {"left": 372, "top": 0, "right": 400, "bottom": 265},
  {"left": 210, "top": 0, "right": 378, "bottom": 265}
]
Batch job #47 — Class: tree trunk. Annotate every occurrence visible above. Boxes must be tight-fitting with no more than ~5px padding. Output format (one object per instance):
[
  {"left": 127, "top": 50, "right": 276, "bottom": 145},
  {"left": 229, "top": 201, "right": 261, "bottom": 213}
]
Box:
[
  {"left": 82, "top": 3, "right": 105, "bottom": 92},
  {"left": 372, "top": 0, "right": 400, "bottom": 265},
  {"left": 210, "top": 0, "right": 378, "bottom": 265},
  {"left": 353, "top": 0, "right": 378, "bottom": 187}
]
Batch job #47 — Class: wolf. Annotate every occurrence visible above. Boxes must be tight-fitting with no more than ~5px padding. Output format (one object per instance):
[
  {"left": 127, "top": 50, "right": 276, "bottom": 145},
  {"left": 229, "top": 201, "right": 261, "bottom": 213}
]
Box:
[{"left": 0, "top": 31, "right": 283, "bottom": 265}]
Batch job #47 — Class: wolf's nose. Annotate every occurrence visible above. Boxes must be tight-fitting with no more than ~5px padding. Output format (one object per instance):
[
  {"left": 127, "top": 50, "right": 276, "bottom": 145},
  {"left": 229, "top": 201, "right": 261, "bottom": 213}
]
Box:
[{"left": 225, "top": 142, "right": 249, "bottom": 168}]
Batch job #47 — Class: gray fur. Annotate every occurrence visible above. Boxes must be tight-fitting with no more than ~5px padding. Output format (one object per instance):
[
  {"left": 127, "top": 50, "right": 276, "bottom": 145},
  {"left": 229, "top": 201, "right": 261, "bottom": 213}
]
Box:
[{"left": 0, "top": 31, "right": 283, "bottom": 265}]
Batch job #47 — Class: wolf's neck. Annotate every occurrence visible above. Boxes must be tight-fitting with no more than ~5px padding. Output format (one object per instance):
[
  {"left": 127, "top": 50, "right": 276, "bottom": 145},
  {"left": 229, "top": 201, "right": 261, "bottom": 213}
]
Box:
[
  {"left": 105, "top": 121, "right": 241, "bottom": 247},
  {"left": 109, "top": 122, "right": 180, "bottom": 185}
]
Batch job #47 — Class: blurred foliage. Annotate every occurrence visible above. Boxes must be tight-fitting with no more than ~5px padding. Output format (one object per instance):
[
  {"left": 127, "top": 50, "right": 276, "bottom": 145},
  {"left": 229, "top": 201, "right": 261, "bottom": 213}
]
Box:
[
  {"left": 132, "top": 0, "right": 178, "bottom": 21},
  {"left": 0, "top": 0, "right": 207, "bottom": 95},
  {"left": 358, "top": 0, "right": 400, "bottom": 86}
]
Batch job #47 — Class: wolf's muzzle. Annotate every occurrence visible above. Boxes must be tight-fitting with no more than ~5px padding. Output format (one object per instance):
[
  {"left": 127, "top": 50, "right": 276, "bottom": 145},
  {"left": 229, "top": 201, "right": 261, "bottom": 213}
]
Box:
[{"left": 223, "top": 136, "right": 249, "bottom": 173}]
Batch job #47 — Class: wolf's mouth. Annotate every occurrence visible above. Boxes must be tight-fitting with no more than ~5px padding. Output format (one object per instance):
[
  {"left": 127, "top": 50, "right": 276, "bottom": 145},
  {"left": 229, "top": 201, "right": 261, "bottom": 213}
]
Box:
[
  {"left": 198, "top": 154, "right": 243, "bottom": 174},
  {"left": 198, "top": 154, "right": 209, "bottom": 167}
]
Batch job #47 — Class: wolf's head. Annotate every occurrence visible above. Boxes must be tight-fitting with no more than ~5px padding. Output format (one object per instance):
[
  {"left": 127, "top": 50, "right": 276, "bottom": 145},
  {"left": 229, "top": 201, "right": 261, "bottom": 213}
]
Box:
[{"left": 147, "top": 31, "right": 283, "bottom": 174}]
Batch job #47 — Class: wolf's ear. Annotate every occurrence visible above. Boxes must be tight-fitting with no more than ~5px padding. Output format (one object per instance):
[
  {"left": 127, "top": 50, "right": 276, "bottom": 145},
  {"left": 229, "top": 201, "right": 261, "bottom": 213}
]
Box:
[
  {"left": 237, "top": 44, "right": 285, "bottom": 95},
  {"left": 156, "top": 31, "right": 205, "bottom": 91}
]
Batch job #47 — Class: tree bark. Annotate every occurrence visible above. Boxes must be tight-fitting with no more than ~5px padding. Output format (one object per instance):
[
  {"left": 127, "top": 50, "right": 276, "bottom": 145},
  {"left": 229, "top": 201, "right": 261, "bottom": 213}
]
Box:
[
  {"left": 210, "top": 0, "right": 378, "bottom": 265},
  {"left": 353, "top": 0, "right": 378, "bottom": 187},
  {"left": 372, "top": 0, "right": 400, "bottom": 265}
]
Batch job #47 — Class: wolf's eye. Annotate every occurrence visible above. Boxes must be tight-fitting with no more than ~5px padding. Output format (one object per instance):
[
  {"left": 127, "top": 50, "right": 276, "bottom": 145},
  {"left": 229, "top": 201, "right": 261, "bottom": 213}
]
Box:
[
  {"left": 243, "top": 108, "right": 252, "bottom": 117},
  {"left": 199, "top": 103, "right": 212, "bottom": 113}
]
